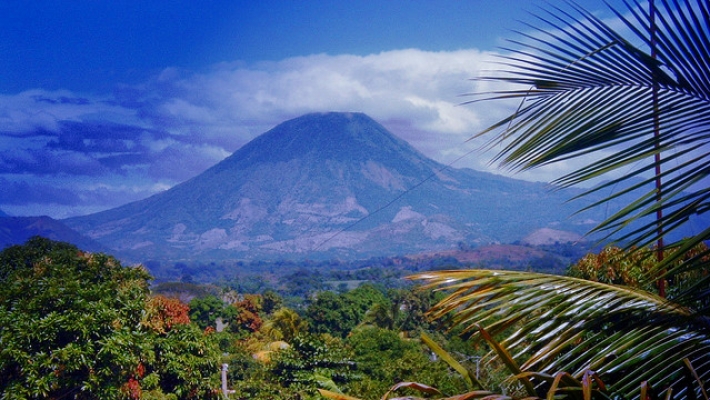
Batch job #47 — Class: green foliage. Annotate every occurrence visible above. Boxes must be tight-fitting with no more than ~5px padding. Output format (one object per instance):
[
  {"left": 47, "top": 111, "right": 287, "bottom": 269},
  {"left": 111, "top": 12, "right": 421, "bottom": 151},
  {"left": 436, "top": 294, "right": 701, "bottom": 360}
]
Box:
[
  {"left": 389, "top": 288, "right": 440, "bottom": 333},
  {"left": 345, "top": 327, "right": 468, "bottom": 398},
  {"left": 343, "top": 283, "right": 387, "bottom": 311},
  {"left": 262, "top": 307, "right": 308, "bottom": 342},
  {"left": 305, "top": 283, "right": 389, "bottom": 338},
  {"left": 6, "top": 238, "right": 612, "bottom": 399},
  {"left": 261, "top": 290, "right": 284, "bottom": 315},
  {"left": 214, "top": 284, "right": 469, "bottom": 399},
  {"left": 269, "top": 334, "right": 355, "bottom": 391},
  {"left": 569, "top": 243, "right": 710, "bottom": 309},
  {"left": 143, "top": 324, "right": 219, "bottom": 398},
  {"left": 355, "top": 288, "right": 440, "bottom": 336},
  {"left": 305, "top": 291, "right": 355, "bottom": 338},
  {"left": 227, "top": 344, "right": 349, "bottom": 400},
  {"left": 414, "top": 269, "right": 710, "bottom": 399},
  {"left": 0, "top": 237, "right": 220, "bottom": 399},
  {"left": 0, "top": 237, "right": 151, "bottom": 398},
  {"left": 188, "top": 295, "right": 227, "bottom": 330},
  {"left": 347, "top": 328, "right": 416, "bottom": 380}
]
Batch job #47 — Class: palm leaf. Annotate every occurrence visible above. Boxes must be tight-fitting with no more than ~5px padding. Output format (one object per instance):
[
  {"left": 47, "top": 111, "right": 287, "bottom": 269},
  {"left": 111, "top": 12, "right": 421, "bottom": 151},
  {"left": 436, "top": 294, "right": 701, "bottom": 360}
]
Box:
[
  {"left": 467, "top": 0, "right": 710, "bottom": 303},
  {"left": 420, "top": 331, "right": 484, "bottom": 390},
  {"left": 411, "top": 269, "right": 710, "bottom": 399}
]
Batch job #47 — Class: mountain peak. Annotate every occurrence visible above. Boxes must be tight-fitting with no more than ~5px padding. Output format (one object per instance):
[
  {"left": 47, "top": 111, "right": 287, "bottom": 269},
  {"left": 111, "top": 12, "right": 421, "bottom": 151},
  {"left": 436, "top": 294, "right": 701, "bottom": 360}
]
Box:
[
  {"left": 65, "top": 112, "right": 606, "bottom": 261},
  {"left": 224, "top": 111, "right": 427, "bottom": 166}
]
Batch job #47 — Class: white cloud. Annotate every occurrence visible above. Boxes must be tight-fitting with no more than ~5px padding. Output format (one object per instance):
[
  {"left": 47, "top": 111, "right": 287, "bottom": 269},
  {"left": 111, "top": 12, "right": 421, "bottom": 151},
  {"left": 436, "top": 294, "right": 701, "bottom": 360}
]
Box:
[
  {"left": 156, "top": 48, "right": 511, "bottom": 169},
  {"left": 0, "top": 90, "right": 138, "bottom": 134}
]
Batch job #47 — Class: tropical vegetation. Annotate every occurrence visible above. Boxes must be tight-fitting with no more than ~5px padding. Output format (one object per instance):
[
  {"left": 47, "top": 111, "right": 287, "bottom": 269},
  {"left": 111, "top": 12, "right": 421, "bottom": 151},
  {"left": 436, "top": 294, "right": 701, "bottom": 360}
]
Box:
[
  {"left": 349, "top": 0, "right": 709, "bottom": 399},
  {"left": 0, "top": 237, "right": 483, "bottom": 399},
  {"left": 0, "top": 237, "right": 219, "bottom": 399}
]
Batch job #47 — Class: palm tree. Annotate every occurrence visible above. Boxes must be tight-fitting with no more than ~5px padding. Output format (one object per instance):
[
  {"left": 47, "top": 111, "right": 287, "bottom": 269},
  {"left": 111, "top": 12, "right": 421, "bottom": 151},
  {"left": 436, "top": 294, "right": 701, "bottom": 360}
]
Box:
[
  {"left": 358, "top": 302, "right": 396, "bottom": 331},
  {"left": 262, "top": 307, "right": 308, "bottom": 343},
  {"left": 410, "top": 1, "right": 709, "bottom": 398},
  {"left": 468, "top": 0, "right": 709, "bottom": 275}
]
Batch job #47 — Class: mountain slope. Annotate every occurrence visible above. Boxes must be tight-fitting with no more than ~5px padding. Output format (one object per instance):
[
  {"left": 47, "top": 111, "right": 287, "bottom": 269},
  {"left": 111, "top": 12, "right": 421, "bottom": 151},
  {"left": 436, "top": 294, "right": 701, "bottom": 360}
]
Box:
[
  {"left": 64, "top": 112, "right": 607, "bottom": 261},
  {"left": 0, "top": 216, "right": 106, "bottom": 252}
]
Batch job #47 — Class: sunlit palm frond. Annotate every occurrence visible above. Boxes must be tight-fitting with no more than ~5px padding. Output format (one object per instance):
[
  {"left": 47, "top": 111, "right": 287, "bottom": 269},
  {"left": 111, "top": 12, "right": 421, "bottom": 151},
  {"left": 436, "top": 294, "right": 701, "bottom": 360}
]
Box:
[
  {"left": 468, "top": 0, "right": 710, "bottom": 302},
  {"left": 411, "top": 269, "right": 710, "bottom": 399}
]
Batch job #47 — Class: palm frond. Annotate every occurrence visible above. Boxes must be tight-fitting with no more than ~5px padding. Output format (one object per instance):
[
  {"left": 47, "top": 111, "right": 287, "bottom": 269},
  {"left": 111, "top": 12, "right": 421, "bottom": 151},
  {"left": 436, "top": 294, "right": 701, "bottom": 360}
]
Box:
[
  {"left": 468, "top": 0, "right": 710, "bottom": 302},
  {"left": 411, "top": 269, "right": 710, "bottom": 399},
  {"left": 420, "top": 332, "right": 484, "bottom": 390}
]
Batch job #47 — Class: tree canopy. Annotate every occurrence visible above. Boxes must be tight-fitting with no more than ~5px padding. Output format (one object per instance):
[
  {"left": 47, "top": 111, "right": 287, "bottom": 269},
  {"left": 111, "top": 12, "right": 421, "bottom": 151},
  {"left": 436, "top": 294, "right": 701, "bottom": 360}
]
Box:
[{"left": 0, "top": 237, "right": 219, "bottom": 399}]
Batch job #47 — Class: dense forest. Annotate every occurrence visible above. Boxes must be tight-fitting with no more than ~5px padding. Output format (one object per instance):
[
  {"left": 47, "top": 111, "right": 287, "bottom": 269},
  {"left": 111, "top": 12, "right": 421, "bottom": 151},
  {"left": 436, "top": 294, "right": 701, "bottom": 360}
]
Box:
[
  {"left": 141, "top": 240, "right": 592, "bottom": 288},
  {"left": 0, "top": 237, "right": 488, "bottom": 399},
  {"left": 2, "top": 236, "right": 705, "bottom": 399}
]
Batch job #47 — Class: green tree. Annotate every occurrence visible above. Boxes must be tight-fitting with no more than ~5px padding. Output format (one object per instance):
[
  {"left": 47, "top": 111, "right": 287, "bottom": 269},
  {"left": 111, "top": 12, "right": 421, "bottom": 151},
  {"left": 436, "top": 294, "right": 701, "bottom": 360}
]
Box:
[
  {"left": 268, "top": 333, "right": 355, "bottom": 397},
  {"left": 140, "top": 296, "right": 220, "bottom": 399},
  {"left": 220, "top": 346, "right": 283, "bottom": 399},
  {"left": 0, "top": 237, "right": 151, "bottom": 398},
  {"left": 261, "top": 289, "right": 284, "bottom": 315},
  {"left": 305, "top": 291, "right": 354, "bottom": 338},
  {"left": 306, "top": 285, "right": 388, "bottom": 338},
  {"left": 188, "top": 295, "right": 226, "bottom": 330},
  {"left": 343, "top": 284, "right": 387, "bottom": 314},
  {"left": 0, "top": 237, "right": 219, "bottom": 399},
  {"left": 345, "top": 327, "right": 467, "bottom": 399},
  {"left": 357, "top": 288, "right": 438, "bottom": 334},
  {"left": 262, "top": 307, "right": 309, "bottom": 343}
]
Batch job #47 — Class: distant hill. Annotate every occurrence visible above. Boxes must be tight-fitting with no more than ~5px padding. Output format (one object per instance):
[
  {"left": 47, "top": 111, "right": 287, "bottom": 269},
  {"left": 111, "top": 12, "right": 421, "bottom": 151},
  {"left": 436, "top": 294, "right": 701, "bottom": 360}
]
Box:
[
  {"left": 522, "top": 228, "right": 584, "bottom": 246},
  {"left": 0, "top": 209, "right": 8, "bottom": 218},
  {"left": 0, "top": 216, "right": 106, "bottom": 252},
  {"left": 63, "top": 112, "right": 681, "bottom": 261}
]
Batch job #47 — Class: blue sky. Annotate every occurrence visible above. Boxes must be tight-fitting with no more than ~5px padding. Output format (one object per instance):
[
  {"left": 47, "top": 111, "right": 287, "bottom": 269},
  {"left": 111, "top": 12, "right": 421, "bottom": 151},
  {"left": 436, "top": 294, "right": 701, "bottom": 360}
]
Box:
[{"left": 0, "top": 0, "right": 630, "bottom": 218}]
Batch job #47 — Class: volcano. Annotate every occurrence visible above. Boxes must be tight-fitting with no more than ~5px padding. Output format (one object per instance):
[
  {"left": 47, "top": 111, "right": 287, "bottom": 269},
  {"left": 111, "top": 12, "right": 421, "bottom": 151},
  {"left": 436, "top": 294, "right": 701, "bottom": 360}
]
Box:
[{"left": 65, "top": 112, "right": 600, "bottom": 260}]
